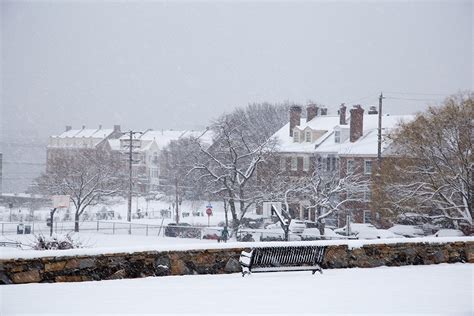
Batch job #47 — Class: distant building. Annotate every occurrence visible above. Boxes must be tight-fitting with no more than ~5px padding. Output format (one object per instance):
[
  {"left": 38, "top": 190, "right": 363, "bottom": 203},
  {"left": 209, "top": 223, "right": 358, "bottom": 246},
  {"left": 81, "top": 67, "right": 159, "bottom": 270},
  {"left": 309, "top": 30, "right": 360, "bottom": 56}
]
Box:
[
  {"left": 46, "top": 125, "right": 123, "bottom": 172},
  {"left": 266, "top": 104, "right": 414, "bottom": 226},
  {"left": 109, "top": 130, "right": 210, "bottom": 194}
]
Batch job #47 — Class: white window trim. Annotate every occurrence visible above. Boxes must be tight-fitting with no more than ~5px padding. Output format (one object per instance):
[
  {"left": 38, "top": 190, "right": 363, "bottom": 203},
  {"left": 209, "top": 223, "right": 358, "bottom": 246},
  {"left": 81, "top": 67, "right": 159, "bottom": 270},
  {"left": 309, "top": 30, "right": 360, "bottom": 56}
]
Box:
[
  {"left": 363, "top": 210, "right": 372, "bottom": 224},
  {"left": 334, "top": 130, "right": 341, "bottom": 143},
  {"left": 347, "top": 159, "right": 355, "bottom": 174},
  {"left": 303, "top": 156, "right": 309, "bottom": 171},
  {"left": 293, "top": 131, "right": 300, "bottom": 143},
  {"left": 291, "top": 157, "right": 298, "bottom": 171},
  {"left": 364, "top": 160, "right": 372, "bottom": 174},
  {"left": 280, "top": 157, "right": 286, "bottom": 171}
]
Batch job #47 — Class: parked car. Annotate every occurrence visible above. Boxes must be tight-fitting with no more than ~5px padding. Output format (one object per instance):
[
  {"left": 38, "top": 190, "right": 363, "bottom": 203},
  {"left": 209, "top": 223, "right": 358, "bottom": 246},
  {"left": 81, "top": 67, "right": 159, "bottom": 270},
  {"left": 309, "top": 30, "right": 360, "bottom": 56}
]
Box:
[
  {"left": 164, "top": 223, "right": 200, "bottom": 238},
  {"left": 265, "top": 220, "right": 306, "bottom": 234},
  {"left": 301, "top": 228, "right": 340, "bottom": 240},
  {"left": 356, "top": 229, "right": 401, "bottom": 240},
  {"left": 260, "top": 228, "right": 301, "bottom": 241},
  {"left": 431, "top": 229, "right": 464, "bottom": 237},
  {"left": 334, "top": 223, "right": 377, "bottom": 236},
  {"left": 388, "top": 225, "right": 425, "bottom": 238}
]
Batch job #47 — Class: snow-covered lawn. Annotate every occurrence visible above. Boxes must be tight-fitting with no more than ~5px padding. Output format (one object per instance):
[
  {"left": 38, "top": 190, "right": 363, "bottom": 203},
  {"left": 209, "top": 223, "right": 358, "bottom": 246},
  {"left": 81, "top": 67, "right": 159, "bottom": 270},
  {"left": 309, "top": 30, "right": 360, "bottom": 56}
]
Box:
[{"left": 1, "top": 263, "right": 472, "bottom": 315}]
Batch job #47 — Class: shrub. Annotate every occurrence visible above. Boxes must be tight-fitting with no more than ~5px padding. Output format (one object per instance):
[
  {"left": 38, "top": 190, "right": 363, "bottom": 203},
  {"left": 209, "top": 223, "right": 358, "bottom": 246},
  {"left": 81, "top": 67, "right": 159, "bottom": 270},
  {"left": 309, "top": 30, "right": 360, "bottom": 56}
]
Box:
[{"left": 30, "top": 233, "right": 83, "bottom": 250}]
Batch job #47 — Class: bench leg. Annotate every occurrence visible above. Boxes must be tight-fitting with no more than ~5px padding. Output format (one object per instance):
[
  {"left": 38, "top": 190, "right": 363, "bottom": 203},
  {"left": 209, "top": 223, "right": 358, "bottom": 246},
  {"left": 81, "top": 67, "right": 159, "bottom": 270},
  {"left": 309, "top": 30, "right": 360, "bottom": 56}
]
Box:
[{"left": 312, "top": 265, "right": 323, "bottom": 275}]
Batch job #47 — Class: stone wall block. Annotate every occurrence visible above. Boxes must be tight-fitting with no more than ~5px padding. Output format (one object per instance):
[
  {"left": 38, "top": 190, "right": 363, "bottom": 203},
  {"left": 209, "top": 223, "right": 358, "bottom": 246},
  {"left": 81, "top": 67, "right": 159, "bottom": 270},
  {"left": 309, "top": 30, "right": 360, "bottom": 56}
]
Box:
[
  {"left": 225, "top": 258, "right": 241, "bottom": 273},
  {"left": 11, "top": 270, "right": 42, "bottom": 284},
  {"left": 45, "top": 261, "right": 67, "bottom": 272}
]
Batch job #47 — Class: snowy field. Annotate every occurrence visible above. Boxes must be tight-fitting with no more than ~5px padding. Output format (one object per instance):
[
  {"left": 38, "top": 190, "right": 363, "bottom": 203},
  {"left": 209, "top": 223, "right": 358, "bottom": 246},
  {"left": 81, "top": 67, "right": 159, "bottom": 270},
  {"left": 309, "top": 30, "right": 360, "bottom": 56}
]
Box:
[{"left": 1, "top": 263, "right": 472, "bottom": 315}]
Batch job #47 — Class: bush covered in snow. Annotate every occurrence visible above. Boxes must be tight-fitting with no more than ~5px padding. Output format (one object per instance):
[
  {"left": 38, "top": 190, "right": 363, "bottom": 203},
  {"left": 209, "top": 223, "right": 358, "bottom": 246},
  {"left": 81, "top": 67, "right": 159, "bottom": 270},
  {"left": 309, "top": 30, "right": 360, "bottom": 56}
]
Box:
[{"left": 30, "top": 233, "right": 83, "bottom": 250}]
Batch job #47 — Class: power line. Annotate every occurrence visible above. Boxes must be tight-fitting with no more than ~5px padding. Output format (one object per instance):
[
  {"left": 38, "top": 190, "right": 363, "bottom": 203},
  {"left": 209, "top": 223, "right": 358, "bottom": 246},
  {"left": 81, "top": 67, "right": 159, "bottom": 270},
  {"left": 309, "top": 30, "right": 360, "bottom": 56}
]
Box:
[
  {"left": 384, "top": 91, "right": 450, "bottom": 96},
  {"left": 384, "top": 96, "right": 442, "bottom": 102}
]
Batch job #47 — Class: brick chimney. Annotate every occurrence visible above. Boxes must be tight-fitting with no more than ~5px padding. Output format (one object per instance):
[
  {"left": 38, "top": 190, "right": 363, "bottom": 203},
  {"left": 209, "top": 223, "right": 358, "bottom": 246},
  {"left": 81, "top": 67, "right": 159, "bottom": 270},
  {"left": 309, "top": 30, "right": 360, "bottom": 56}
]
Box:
[
  {"left": 306, "top": 104, "right": 318, "bottom": 122},
  {"left": 65, "top": 125, "right": 72, "bottom": 132},
  {"left": 320, "top": 107, "right": 328, "bottom": 116},
  {"left": 113, "top": 125, "right": 121, "bottom": 132},
  {"left": 368, "top": 106, "right": 378, "bottom": 115},
  {"left": 338, "top": 103, "right": 347, "bottom": 125},
  {"left": 350, "top": 105, "right": 364, "bottom": 142},
  {"left": 289, "top": 105, "right": 302, "bottom": 136}
]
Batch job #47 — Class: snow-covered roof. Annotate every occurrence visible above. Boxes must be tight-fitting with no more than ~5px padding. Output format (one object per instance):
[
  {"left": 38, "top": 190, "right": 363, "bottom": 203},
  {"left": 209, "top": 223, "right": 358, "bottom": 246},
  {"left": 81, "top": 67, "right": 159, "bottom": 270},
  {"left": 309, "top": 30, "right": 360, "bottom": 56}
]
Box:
[
  {"left": 118, "top": 129, "right": 213, "bottom": 151},
  {"left": 53, "top": 128, "right": 114, "bottom": 139},
  {"left": 273, "top": 113, "right": 414, "bottom": 156}
]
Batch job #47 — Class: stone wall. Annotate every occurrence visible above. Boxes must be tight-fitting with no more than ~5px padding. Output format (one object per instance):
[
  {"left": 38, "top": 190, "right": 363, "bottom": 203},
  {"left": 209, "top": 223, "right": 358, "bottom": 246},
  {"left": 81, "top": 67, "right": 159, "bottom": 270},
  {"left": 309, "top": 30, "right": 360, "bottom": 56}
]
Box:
[{"left": 1, "top": 241, "right": 472, "bottom": 285}]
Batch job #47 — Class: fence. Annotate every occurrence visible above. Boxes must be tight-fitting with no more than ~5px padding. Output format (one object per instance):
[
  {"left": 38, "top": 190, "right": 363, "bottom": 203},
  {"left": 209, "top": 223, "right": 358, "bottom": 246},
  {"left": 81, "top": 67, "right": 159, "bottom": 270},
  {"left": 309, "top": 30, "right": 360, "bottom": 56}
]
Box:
[{"left": 0, "top": 221, "right": 349, "bottom": 242}]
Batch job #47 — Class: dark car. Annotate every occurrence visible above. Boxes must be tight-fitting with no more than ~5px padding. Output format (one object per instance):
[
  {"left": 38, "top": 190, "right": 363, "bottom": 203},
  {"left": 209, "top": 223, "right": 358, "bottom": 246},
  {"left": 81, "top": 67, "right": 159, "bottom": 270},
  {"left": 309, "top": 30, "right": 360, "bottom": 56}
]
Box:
[{"left": 164, "top": 223, "right": 201, "bottom": 239}]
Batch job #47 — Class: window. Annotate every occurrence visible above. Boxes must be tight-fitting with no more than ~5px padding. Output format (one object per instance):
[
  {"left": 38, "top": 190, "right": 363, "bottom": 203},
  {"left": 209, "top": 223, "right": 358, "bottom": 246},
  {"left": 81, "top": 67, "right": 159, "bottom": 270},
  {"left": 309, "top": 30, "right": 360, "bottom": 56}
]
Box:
[
  {"left": 335, "top": 130, "right": 341, "bottom": 143},
  {"left": 364, "top": 160, "right": 372, "bottom": 174},
  {"left": 303, "top": 156, "right": 309, "bottom": 171},
  {"left": 291, "top": 157, "right": 298, "bottom": 171},
  {"left": 280, "top": 157, "right": 286, "bottom": 171},
  {"left": 347, "top": 159, "right": 355, "bottom": 174},
  {"left": 293, "top": 131, "right": 299, "bottom": 142},
  {"left": 305, "top": 131, "right": 311, "bottom": 142},
  {"left": 326, "top": 157, "right": 331, "bottom": 171},
  {"left": 150, "top": 168, "right": 159, "bottom": 179},
  {"left": 364, "top": 189, "right": 372, "bottom": 202},
  {"left": 363, "top": 211, "right": 372, "bottom": 224}
]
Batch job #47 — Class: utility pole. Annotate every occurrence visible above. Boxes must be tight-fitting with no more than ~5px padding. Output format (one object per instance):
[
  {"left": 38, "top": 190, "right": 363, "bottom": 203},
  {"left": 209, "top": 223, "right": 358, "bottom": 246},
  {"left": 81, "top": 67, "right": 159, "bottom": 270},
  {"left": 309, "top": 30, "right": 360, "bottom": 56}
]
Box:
[
  {"left": 124, "top": 130, "right": 144, "bottom": 233},
  {"left": 175, "top": 176, "right": 180, "bottom": 224},
  {"left": 377, "top": 92, "right": 384, "bottom": 164}
]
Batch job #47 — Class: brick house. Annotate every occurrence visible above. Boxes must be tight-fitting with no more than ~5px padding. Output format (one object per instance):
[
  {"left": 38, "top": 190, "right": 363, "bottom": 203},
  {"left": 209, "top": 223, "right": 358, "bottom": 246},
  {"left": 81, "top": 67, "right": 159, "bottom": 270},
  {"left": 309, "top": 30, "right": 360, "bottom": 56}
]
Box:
[{"left": 266, "top": 103, "right": 413, "bottom": 227}]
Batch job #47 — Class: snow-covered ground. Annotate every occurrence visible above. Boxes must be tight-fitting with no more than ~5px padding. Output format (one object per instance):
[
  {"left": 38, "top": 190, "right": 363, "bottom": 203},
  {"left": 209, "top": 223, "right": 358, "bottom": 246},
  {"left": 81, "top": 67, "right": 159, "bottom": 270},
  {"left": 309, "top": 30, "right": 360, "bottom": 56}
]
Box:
[{"left": 1, "top": 263, "right": 472, "bottom": 315}]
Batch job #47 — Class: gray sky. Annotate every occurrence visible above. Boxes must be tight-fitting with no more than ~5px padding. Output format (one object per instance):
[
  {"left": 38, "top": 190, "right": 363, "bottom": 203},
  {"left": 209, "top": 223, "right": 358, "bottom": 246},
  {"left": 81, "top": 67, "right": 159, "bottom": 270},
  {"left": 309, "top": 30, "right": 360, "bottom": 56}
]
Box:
[
  {"left": 2, "top": 0, "right": 472, "bottom": 139},
  {"left": 0, "top": 0, "right": 472, "bottom": 191}
]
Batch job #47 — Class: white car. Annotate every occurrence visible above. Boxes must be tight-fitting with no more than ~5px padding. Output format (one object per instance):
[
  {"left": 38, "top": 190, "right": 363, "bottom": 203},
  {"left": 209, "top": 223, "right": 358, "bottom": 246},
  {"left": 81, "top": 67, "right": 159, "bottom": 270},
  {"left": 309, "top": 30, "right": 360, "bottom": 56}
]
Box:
[
  {"left": 388, "top": 225, "right": 425, "bottom": 237},
  {"left": 301, "top": 228, "right": 340, "bottom": 240},
  {"left": 432, "top": 229, "right": 464, "bottom": 237},
  {"left": 265, "top": 220, "right": 306, "bottom": 234}
]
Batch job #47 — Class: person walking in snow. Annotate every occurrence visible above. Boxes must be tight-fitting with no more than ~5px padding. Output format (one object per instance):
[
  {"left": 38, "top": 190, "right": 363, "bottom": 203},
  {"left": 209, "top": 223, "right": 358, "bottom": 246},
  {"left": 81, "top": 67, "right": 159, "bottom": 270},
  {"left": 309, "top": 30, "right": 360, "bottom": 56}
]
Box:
[{"left": 219, "top": 226, "right": 229, "bottom": 243}]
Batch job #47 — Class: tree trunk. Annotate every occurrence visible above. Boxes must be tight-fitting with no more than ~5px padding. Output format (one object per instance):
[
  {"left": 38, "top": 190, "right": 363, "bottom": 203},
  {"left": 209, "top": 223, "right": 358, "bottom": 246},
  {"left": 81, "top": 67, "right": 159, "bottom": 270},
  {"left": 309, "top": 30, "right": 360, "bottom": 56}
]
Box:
[{"left": 74, "top": 212, "right": 80, "bottom": 232}]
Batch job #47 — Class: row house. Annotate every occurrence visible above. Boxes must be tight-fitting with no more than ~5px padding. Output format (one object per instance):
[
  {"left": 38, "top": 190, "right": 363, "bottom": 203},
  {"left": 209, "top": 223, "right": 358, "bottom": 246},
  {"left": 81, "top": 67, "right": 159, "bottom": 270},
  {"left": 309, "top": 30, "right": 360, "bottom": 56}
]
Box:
[
  {"left": 108, "top": 130, "right": 208, "bottom": 194},
  {"left": 46, "top": 125, "right": 123, "bottom": 172},
  {"left": 47, "top": 126, "right": 209, "bottom": 195},
  {"left": 268, "top": 103, "right": 413, "bottom": 227}
]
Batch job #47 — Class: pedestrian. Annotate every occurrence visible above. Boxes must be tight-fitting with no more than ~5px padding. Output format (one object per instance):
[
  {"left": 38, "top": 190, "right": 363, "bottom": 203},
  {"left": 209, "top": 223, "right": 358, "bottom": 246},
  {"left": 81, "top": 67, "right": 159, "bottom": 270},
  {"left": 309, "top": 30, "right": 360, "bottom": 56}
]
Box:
[{"left": 220, "top": 226, "right": 229, "bottom": 243}]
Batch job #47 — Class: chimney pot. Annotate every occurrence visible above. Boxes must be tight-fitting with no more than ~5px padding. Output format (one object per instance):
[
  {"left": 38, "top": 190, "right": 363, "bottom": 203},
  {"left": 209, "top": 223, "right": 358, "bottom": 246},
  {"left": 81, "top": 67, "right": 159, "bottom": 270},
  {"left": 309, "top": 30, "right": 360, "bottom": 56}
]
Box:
[
  {"left": 82, "top": 125, "right": 86, "bottom": 129},
  {"left": 306, "top": 104, "right": 318, "bottom": 122},
  {"left": 113, "top": 125, "right": 121, "bottom": 132},
  {"left": 320, "top": 107, "right": 328, "bottom": 116},
  {"left": 289, "top": 105, "right": 302, "bottom": 136},
  {"left": 65, "top": 125, "right": 72, "bottom": 132}
]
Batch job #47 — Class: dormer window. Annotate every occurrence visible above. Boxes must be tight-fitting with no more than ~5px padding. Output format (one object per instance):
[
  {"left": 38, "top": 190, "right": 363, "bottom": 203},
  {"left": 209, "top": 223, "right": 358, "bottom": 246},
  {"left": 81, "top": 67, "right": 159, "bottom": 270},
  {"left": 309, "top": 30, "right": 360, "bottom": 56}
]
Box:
[
  {"left": 293, "top": 130, "right": 300, "bottom": 142},
  {"left": 305, "top": 131, "right": 311, "bottom": 142},
  {"left": 335, "top": 130, "right": 341, "bottom": 143}
]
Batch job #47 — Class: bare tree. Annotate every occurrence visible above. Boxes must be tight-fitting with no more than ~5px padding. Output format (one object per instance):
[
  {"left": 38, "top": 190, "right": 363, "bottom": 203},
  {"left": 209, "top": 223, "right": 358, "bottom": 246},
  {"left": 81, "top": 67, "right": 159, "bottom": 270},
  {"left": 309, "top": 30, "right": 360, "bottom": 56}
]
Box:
[
  {"left": 189, "top": 113, "right": 278, "bottom": 233},
  {"left": 373, "top": 92, "right": 473, "bottom": 234},
  {"left": 34, "top": 149, "right": 126, "bottom": 232}
]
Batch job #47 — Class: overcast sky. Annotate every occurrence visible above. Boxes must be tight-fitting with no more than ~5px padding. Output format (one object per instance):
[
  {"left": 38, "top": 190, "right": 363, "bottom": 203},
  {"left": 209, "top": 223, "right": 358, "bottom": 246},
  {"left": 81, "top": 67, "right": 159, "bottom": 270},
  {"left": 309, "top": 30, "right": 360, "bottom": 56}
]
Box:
[{"left": 1, "top": 0, "right": 472, "bottom": 141}]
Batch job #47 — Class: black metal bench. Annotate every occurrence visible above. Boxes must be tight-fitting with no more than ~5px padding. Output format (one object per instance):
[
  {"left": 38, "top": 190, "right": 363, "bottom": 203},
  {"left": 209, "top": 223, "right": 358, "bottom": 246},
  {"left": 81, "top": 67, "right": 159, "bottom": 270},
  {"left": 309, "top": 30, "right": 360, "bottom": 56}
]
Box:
[{"left": 239, "top": 245, "right": 326, "bottom": 277}]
